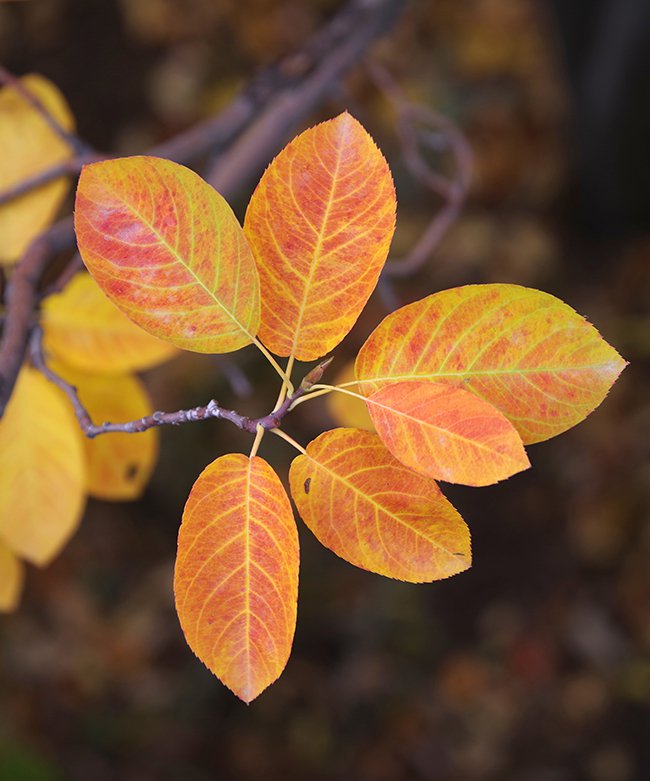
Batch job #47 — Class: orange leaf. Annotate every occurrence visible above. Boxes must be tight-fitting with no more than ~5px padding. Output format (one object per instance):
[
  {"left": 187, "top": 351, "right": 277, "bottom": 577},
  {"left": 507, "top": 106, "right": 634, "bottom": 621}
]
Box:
[
  {"left": 55, "top": 366, "right": 159, "bottom": 501},
  {"left": 0, "top": 75, "right": 75, "bottom": 265},
  {"left": 42, "top": 273, "right": 177, "bottom": 374},
  {"left": 356, "top": 284, "right": 627, "bottom": 444},
  {"left": 174, "top": 454, "right": 299, "bottom": 703},
  {"left": 0, "top": 368, "right": 85, "bottom": 566},
  {"left": 366, "top": 381, "right": 529, "bottom": 486},
  {"left": 327, "top": 360, "right": 374, "bottom": 431},
  {"left": 75, "top": 156, "right": 260, "bottom": 354},
  {"left": 244, "top": 112, "right": 396, "bottom": 360},
  {"left": 289, "top": 428, "right": 470, "bottom": 582},
  {"left": 0, "top": 543, "right": 25, "bottom": 613}
]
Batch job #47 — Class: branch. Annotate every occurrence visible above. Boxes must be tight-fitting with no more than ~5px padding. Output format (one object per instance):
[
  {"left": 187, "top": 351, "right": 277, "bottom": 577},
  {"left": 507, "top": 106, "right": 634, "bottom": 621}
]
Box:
[
  {"left": 367, "top": 62, "right": 473, "bottom": 278},
  {"left": 0, "top": 0, "right": 406, "bottom": 420},
  {"left": 29, "top": 327, "right": 327, "bottom": 438}
]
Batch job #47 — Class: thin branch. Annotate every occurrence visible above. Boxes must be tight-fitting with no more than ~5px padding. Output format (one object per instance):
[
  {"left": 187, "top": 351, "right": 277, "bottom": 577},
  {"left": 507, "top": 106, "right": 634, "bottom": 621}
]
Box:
[
  {"left": 0, "top": 160, "right": 82, "bottom": 207},
  {"left": 29, "top": 327, "right": 333, "bottom": 439},
  {"left": 366, "top": 62, "right": 473, "bottom": 278}
]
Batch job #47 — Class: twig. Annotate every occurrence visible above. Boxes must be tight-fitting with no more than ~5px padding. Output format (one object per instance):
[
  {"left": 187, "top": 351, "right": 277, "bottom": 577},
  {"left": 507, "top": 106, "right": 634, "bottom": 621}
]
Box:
[
  {"left": 0, "top": 0, "right": 405, "bottom": 419},
  {"left": 0, "top": 160, "right": 83, "bottom": 208},
  {"left": 29, "top": 327, "right": 328, "bottom": 438},
  {"left": 367, "top": 62, "right": 473, "bottom": 278}
]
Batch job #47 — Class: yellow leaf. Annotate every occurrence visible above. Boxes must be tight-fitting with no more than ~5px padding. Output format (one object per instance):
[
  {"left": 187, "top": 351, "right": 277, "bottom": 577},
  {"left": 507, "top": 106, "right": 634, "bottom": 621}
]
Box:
[
  {"left": 175, "top": 454, "right": 299, "bottom": 703},
  {"left": 0, "top": 368, "right": 86, "bottom": 565},
  {"left": 244, "top": 113, "right": 396, "bottom": 360},
  {"left": 0, "top": 543, "right": 25, "bottom": 613},
  {"left": 0, "top": 74, "right": 75, "bottom": 265},
  {"left": 326, "top": 360, "right": 374, "bottom": 431},
  {"left": 56, "top": 365, "right": 159, "bottom": 501},
  {"left": 290, "top": 428, "right": 471, "bottom": 582},
  {"left": 42, "top": 273, "right": 177, "bottom": 374}
]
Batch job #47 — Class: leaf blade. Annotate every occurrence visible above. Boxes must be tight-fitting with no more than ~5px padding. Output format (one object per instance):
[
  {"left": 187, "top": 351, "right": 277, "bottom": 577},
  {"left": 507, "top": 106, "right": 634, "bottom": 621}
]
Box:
[
  {"left": 174, "top": 454, "right": 299, "bottom": 703},
  {"left": 75, "top": 156, "right": 260, "bottom": 354},
  {"left": 244, "top": 112, "right": 396, "bottom": 360},
  {"left": 367, "top": 381, "right": 529, "bottom": 486},
  {"left": 42, "top": 273, "right": 177, "bottom": 374},
  {"left": 0, "top": 368, "right": 86, "bottom": 566},
  {"left": 289, "top": 428, "right": 470, "bottom": 583},
  {"left": 356, "top": 284, "right": 627, "bottom": 444},
  {"left": 0, "top": 74, "right": 75, "bottom": 265}
]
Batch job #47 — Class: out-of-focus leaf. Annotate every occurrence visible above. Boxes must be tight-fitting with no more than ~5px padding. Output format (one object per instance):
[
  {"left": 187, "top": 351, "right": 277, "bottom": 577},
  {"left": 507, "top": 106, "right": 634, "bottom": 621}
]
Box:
[
  {"left": 366, "top": 381, "right": 529, "bottom": 485},
  {"left": 56, "top": 365, "right": 159, "bottom": 501},
  {"left": 326, "top": 360, "right": 374, "bottom": 431},
  {"left": 289, "top": 428, "right": 470, "bottom": 582},
  {"left": 0, "top": 543, "right": 25, "bottom": 613},
  {"left": 42, "top": 273, "right": 177, "bottom": 374},
  {"left": 356, "top": 284, "right": 627, "bottom": 444},
  {"left": 0, "top": 74, "right": 75, "bottom": 265},
  {"left": 75, "top": 156, "right": 260, "bottom": 354},
  {"left": 174, "top": 453, "right": 299, "bottom": 703},
  {"left": 0, "top": 368, "right": 85, "bottom": 565},
  {"left": 244, "top": 112, "right": 396, "bottom": 360}
]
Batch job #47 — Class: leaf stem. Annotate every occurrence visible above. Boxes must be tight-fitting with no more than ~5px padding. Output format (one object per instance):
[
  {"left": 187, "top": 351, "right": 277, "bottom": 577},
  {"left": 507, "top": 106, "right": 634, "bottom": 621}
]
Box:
[
  {"left": 270, "top": 428, "right": 307, "bottom": 455},
  {"left": 252, "top": 337, "right": 293, "bottom": 392},
  {"left": 249, "top": 425, "right": 265, "bottom": 458}
]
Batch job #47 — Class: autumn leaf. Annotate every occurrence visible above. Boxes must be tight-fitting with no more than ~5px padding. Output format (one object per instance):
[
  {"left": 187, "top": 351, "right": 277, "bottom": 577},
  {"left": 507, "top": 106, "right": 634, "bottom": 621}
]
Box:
[
  {"left": 0, "top": 543, "right": 25, "bottom": 613},
  {"left": 0, "top": 368, "right": 85, "bottom": 566},
  {"left": 244, "top": 112, "right": 396, "bottom": 361},
  {"left": 42, "top": 273, "right": 177, "bottom": 374},
  {"left": 327, "top": 360, "right": 374, "bottom": 431},
  {"left": 355, "top": 284, "right": 627, "bottom": 444},
  {"left": 75, "top": 156, "right": 260, "bottom": 354},
  {"left": 54, "top": 365, "right": 159, "bottom": 501},
  {"left": 174, "top": 454, "right": 299, "bottom": 703},
  {"left": 366, "top": 381, "right": 529, "bottom": 486},
  {"left": 0, "top": 74, "right": 75, "bottom": 265},
  {"left": 289, "top": 428, "right": 470, "bottom": 582}
]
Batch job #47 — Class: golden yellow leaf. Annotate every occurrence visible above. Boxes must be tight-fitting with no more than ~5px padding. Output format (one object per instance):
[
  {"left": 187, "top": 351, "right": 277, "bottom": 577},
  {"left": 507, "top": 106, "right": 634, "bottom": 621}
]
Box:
[
  {"left": 0, "top": 543, "right": 25, "bottom": 613},
  {"left": 0, "top": 368, "right": 85, "bottom": 565},
  {"left": 0, "top": 74, "right": 75, "bottom": 265},
  {"left": 326, "top": 360, "right": 374, "bottom": 431},
  {"left": 56, "top": 365, "right": 159, "bottom": 501},
  {"left": 42, "top": 273, "right": 177, "bottom": 374}
]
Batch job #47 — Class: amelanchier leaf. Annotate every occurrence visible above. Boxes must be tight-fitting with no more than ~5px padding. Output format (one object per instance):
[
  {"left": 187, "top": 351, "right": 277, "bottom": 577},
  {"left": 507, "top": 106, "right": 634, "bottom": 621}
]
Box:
[
  {"left": 0, "top": 74, "right": 75, "bottom": 265},
  {"left": 356, "top": 284, "right": 627, "bottom": 444},
  {"left": 54, "top": 365, "right": 159, "bottom": 501},
  {"left": 75, "top": 156, "right": 260, "bottom": 354},
  {"left": 289, "top": 428, "right": 471, "bottom": 582},
  {"left": 327, "top": 360, "right": 374, "bottom": 431},
  {"left": 174, "top": 454, "right": 299, "bottom": 703},
  {"left": 42, "top": 273, "right": 177, "bottom": 374},
  {"left": 366, "top": 381, "right": 529, "bottom": 486},
  {"left": 0, "top": 368, "right": 85, "bottom": 566},
  {"left": 0, "top": 543, "right": 25, "bottom": 613},
  {"left": 244, "top": 112, "right": 396, "bottom": 361}
]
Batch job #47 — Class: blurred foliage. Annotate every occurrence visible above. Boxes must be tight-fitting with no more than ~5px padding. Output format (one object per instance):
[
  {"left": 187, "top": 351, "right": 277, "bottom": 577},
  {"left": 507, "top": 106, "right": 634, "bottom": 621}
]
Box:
[{"left": 0, "top": 0, "right": 648, "bottom": 779}]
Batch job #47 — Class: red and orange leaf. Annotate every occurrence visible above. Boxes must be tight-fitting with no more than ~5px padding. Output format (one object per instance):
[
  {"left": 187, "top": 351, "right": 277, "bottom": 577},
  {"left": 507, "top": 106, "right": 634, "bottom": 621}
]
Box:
[
  {"left": 0, "top": 543, "right": 25, "bottom": 613},
  {"left": 42, "top": 273, "right": 177, "bottom": 374},
  {"left": 366, "top": 381, "right": 529, "bottom": 486},
  {"left": 174, "top": 454, "right": 299, "bottom": 703},
  {"left": 0, "top": 75, "right": 75, "bottom": 265},
  {"left": 75, "top": 156, "right": 260, "bottom": 354},
  {"left": 55, "top": 366, "right": 159, "bottom": 501},
  {"left": 327, "top": 360, "right": 374, "bottom": 431},
  {"left": 0, "top": 368, "right": 85, "bottom": 566},
  {"left": 244, "top": 112, "right": 396, "bottom": 360},
  {"left": 355, "top": 284, "right": 627, "bottom": 444},
  {"left": 289, "top": 428, "right": 470, "bottom": 582}
]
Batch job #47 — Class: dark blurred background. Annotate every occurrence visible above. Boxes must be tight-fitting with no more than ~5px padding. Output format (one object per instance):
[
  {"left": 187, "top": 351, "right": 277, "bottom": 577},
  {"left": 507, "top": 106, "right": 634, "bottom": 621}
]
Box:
[{"left": 0, "top": 1, "right": 648, "bottom": 779}]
